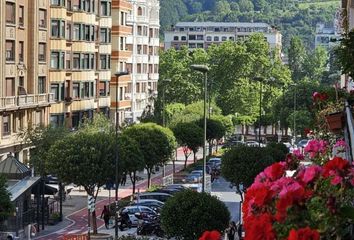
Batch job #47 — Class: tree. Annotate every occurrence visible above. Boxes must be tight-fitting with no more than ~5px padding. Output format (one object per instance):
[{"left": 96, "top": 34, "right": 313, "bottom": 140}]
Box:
[
  {"left": 221, "top": 145, "right": 275, "bottom": 201},
  {"left": 197, "top": 117, "right": 226, "bottom": 155},
  {"left": 172, "top": 122, "right": 203, "bottom": 167},
  {"left": 161, "top": 190, "right": 230, "bottom": 240},
  {"left": 303, "top": 47, "right": 328, "bottom": 81},
  {"left": 0, "top": 175, "right": 13, "bottom": 225},
  {"left": 47, "top": 129, "right": 116, "bottom": 234},
  {"left": 123, "top": 123, "right": 176, "bottom": 187},
  {"left": 288, "top": 37, "right": 306, "bottom": 82},
  {"left": 119, "top": 133, "right": 144, "bottom": 194}
]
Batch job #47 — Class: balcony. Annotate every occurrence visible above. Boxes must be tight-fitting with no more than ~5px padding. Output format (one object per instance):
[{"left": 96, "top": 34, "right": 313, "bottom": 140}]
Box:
[
  {"left": 0, "top": 94, "right": 54, "bottom": 110},
  {"left": 135, "top": 92, "right": 146, "bottom": 100},
  {"left": 124, "top": 93, "right": 132, "bottom": 100}
]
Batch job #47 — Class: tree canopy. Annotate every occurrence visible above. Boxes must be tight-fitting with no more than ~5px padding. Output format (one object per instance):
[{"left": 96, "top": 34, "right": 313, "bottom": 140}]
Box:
[
  {"left": 0, "top": 175, "right": 13, "bottom": 224},
  {"left": 161, "top": 190, "right": 230, "bottom": 240}
]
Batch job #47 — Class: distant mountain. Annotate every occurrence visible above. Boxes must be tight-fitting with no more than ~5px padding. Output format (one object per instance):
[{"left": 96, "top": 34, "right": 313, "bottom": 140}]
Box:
[{"left": 160, "top": 0, "right": 341, "bottom": 50}]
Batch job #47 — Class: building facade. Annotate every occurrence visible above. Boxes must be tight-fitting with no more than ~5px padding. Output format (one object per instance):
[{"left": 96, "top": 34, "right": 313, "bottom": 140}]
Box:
[
  {"left": 164, "top": 22, "right": 282, "bottom": 51},
  {"left": 315, "top": 23, "right": 341, "bottom": 49},
  {"left": 111, "top": 0, "right": 133, "bottom": 125},
  {"left": 125, "top": 0, "right": 160, "bottom": 122},
  {"left": 0, "top": 0, "right": 53, "bottom": 162},
  {"left": 49, "top": 0, "right": 112, "bottom": 129}
]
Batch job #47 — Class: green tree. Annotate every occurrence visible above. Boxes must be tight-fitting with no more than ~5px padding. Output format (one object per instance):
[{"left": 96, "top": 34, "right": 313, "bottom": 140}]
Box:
[
  {"left": 47, "top": 130, "right": 116, "bottom": 234},
  {"left": 303, "top": 47, "right": 328, "bottom": 81},
  {"left": 123, "top": 123, "right": 176, "bottom": 187},
  {"left": 172, "top": 122, "right": 203, "bottom": 167},
  {"left": 119, "top": 133, "right": 144, "bottom": 194},
  {"left": 161, "top": 190, "right": 230, "bottom": 240},
  {"left": 0, "top": 175, "right": 13, "bottom": 224},
  {"left": 221, "top": 145, "right": 275, "bottom": 200},
  {"left": 197, "top": 117, "right": 226, "bottom": 155},
  {"left": 288, "top": 37, "right": 306, "bottom": 82},
  {"left": 287, "top": 110, "right": 313, "bottom": 138},
  {"left": 238, "top": 0, "right": 254, "bottom": 12}
]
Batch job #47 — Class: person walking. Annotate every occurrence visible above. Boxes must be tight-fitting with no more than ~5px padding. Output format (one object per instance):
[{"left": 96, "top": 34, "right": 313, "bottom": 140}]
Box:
[
  {"left": 100, "top": 205, "right": 110, "bottom": 229},
  {"left": 225, "top": 221, "right": 236, "bottom": 240},
  {"left": 120, "top": 173, "right": 127, "bottom": 186}
]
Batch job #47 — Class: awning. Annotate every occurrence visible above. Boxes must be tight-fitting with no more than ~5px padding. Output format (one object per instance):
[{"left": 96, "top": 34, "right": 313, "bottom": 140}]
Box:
[
  {"left": 31, "top": 183, "right": 58, "bottom": 195},
  {"left": 7, "top": 176, "right": 41, "bottom": 201}
]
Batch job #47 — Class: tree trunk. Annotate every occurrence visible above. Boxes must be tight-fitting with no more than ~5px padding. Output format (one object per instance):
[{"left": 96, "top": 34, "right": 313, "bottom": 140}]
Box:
[
  {"left": 193, "top": 151, "right": 197, "bottom": 163},
  {"left": 172, "top": 159, "right": 176, "bottom": 173},
  {"left": 129, "top": 172, "right": 136, "bottom": 194},
  {"left": 147, "top": 169, "right": 151, "bottom": 188},
  {"left": 184, "top": 155, "right": 188, "bottom": 169},
  {"left": 92, "top": 210, "right": 97, "bottom": 234}
]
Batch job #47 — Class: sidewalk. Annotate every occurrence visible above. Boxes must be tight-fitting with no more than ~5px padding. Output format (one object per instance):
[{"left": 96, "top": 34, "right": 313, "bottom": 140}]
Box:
[{"left": 34, "top": 149, "right": 200, "bottom": 240}]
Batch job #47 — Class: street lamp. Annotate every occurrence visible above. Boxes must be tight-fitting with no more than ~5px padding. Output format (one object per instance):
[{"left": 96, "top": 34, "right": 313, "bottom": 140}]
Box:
[
  {"left": 254, "top": 77, "right": 264, "bottom": 147},
  {"left": 290, "top": 84, "right": 297, "bottom": 145},
  {"left": 162, "top": 79, "right": 171, "bottom": 178},
  {"left": 114, "top": 71, "right": 129, "bottom": 238},
  {"left": 191, "top": 64, "right": 209, "bottom": 193}
]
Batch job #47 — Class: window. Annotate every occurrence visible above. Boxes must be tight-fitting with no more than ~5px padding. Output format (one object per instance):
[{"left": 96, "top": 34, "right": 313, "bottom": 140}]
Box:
[
  {"left": 6, "top": 41, "right": 15, "bottom": 61},
  {"left": 83, "top": 54, "right": 90, "bottom": 69},
  {"left": 73, "top": 53, "right": 80, "bottom": 69},
  {"left": 51, "top": 83, "right": 59, "bottom": 100},
  {"left": 100, "top": 0, "right": 111, "bottom": 16},
  {"left": 206, "top": 36, "right": 212, "bottom": 41},
  {"left": 39, "top": 43, "right": 46, "bottom": 62},
  {"left": 90, "top": 53, "right": 95, "bottom": 69},
  {"left": 181, "top": 36, "right": 187, "bottom": 41},
  {"left": 6, "top": 78, "right": 15, "bottom": 96},
  {"left": 137, "top": 26, "right": 142, "bottom": 35},
  {"left": 66, "top": 22, "right": 72, "bottom": 40},
  {"left": 19, "top": 41, "right": 24, "bottom": 62},
  {"left": 120, "top": 11, "right": 125, "bottom": 25},
  {"left": 99, "top": 81, "right": 107, "bottom": 96},
  {"left": 100, "top": 55, "right": 107, "bottom": 69},
  {"left": 38, "top": 77, "right": 46, "bottom": 94},
  {"left": 83, "top": 82, "right": 90, "bottom": 98},
  {"left": 73, "top": 24, "right": 80, "bottom": 40},
  {"left": 229, "top": 36, "right": 235, "bottom": 41},
  {"left": 214, "top": 36, "right": 219, "bottom": 41},
  {"left": 85, "top": 25, "right": 90, "bottom": 41},
  {"left": 3, "top": 115, "right": 11, "bottom": 136},
  {"left": 19, "top": 5, "right": 24, "bottom": 26},
  {"left": 66, "top": 52, "right": 71, "bottom": 69},
  {"left": 197, "top": 35, "right": 203, "bottom": 40},
  {"left": 50, "top": 51, "right": 65, "bottom": 69},
  {"left": 137, "top": 6, "right": 142, "bottom": 16},
  {"left": 51, "top": 0, "right": 65, "bottom": 6},
  {"left": 51, "top": 19, "right": 65, "bottom": 38},
  {"left": 120, "top": 37, "right": 125, "bottom": 50},
  {"left": 73, "top": 83, "right": 80, "bottom": 98},
  {"left": 50, "top": 114, "right": 64, "bottom": 127},
  {"left": 173, "top": 36, "right": 179, "bottom": 41},
  {"left": 100, "top": 28, "right": 110, "bottom": 43},
  {"left": 188, "top": 35, "right": 196, "bottom": 40},
  {"left": 222, "top": 36, "right": 227, "bottom": 41},
  {"left": 19, "top": 77, "right": 24, "bottom": 87},
  {"left": 39, "top": 9, "right": 47, "bottom": 28},
  {"left": 6, "top": 2, "right": 15, "bottom": 24}
]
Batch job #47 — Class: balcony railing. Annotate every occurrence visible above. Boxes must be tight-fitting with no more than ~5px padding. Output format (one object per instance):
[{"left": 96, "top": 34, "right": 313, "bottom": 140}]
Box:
[{"left": 0, "top": 94, "right": 54, "bottom": 109}]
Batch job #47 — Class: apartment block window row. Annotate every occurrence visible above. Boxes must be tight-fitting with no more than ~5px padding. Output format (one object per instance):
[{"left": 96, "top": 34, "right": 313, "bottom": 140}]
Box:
[
  {"left": 120, "top": 11, "right": 127, "bottom": 26},
  {"left": 38, "top": 76, "right": 47, "bottom": 94},
  {"left": 50, "top": 114, "right": 65, "bottom": 127},
  {"left": 19, "top": 5, "right": 24, "bottom": 27},
  {"left": 6, "top": 41, "right": 15, "bottom": 62},
  {"left": 100, "top": 54, "right": 111, "bottom": 70},
  {"left": 6, "top": 2, "right": 15, "bottom": 24},
  {"left": 39, "top": 43, "right": 47, "bottom": 62},
  {"left": 51, "top": 83, "right": 65, "bottom": 101},
  {"left": 39, "top": 9, "right": 47, "bottom": 28},
  {"left": 72, "top": 52, "right": 95, "bottom": 70},
  {"left": 73, "top": 23, "right": 95, "bottom": 41},
  {"left": 71, "top": 82, "right": 95, "bottom": 99},
  {"left": 51, "top": 19, "right": 66, "bottom": 38},
  {"left": 100, "top": 28, "right": 111, "bottom": 43},
  {"left": 137, "top": 45, "right": 148, "bottom": 55},
  {"left": 137, "top": 25, "right": 148, "bottom": 36},
  {"left": 51, "top": 0, "right": 96, "bottom": 14},
  {"left": 19, "top": 41, "right": 24, "bottom": 62}
]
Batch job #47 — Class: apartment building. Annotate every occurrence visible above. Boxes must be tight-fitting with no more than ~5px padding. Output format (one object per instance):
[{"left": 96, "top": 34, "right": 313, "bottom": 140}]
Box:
[
  {"left": 0, "top": 0, "right": 52, "bottom": 162},
  {"left": 49, "top": 0, "right": 111, "bottom": 129},
  {"left": 315, "top": 23, "right": 341, "bottom": 49},
  {"left": 111, "top": 0, "right": 133, "bottom": 125},
  {"left": 164, "top": 22, "right": 282, "bottom": 51},
  {"left": 125, "top": 0, "right": 160, "bottom": 122}
]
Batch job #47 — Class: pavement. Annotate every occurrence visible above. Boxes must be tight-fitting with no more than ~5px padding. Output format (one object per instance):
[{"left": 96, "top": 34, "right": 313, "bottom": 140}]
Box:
[{"left": 33, "top": 146, "right": 241, "bottom": 240}]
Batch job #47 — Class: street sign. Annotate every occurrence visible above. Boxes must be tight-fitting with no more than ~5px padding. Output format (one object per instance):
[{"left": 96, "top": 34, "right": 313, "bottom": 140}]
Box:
[{"left": 87, "top": 196, "right": 95, "bottom": 213}]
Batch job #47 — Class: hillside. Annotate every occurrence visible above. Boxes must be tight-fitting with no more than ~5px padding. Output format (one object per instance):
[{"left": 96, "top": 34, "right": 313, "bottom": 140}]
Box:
[{"left": 160, "top": 0, "right": 341, "bottom": 50}]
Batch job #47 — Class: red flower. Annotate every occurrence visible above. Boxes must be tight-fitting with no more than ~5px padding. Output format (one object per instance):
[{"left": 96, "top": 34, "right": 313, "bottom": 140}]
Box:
[
  {"left": 199, "top": 230, "right": 221, "bottom": 240},
  {"left": 287, "top": 227, "right": 320, "bottom": 240},
  {"left": 323, "top": 157, "right": 351, "bottom": 185},
  {"left": 244, "top": 213, "right": 275, "bottom": 240},
  {"left": 264, "top": 162, "right": 286, "bottom": 181}
]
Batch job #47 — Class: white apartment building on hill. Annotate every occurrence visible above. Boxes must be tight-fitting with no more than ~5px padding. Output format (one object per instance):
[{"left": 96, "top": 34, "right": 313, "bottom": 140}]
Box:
[{"left": 164, "top": 22, "right": 282, "bottom": 51}]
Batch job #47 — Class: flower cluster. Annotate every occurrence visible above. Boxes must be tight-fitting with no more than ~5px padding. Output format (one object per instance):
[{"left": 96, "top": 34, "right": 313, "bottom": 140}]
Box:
[
  {"left": 199, "top": 230, "right": 221, "bottom": 240},
  {"left": 243, "top": 142, "right": 354, "bottom": 239},
  {"left": 304, "top": 139, "right": 330, "bottom": 164},
  {"left": 312, "top": 92, "right": 328, "bottom": 102}
]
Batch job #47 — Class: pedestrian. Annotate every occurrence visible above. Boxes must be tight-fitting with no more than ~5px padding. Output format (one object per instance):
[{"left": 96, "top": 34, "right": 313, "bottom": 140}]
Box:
[
  {"left": 120, "top": 173, "right": 127, "bottom": 186},
  {"left": 237, "top": 223, "right": 243, "bottom": 239},
  {"left": 225, "top": 221, "right": 236, "bottom": 240},
  {"left": 100, "top": 205, "right": 110, "bottom": 229}
]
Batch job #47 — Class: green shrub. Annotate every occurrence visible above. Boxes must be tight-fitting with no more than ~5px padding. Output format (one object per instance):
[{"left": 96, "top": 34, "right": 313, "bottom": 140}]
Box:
[
  {"left": 265, "top": 142, "right": 289, "bottom": 162},
  {"left": 161, "top": 190, "right": 230, "bottom": 240}
]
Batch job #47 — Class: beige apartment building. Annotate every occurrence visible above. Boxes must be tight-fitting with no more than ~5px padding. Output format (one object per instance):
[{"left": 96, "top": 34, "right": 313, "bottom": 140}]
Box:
[
  {"left": 49, "top": 0, "right": 112, "bottom": 128},
  {"left": 0, "top": 0, "right": 52, "bottom": 162},
  {"left": 111, "top": 0, "right": 133, "bottom": 125}
]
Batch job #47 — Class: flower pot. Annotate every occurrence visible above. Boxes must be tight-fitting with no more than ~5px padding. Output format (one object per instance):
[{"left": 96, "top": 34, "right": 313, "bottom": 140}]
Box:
[{"left": 325, "top": 112, "right": 344, "bottom": 132}]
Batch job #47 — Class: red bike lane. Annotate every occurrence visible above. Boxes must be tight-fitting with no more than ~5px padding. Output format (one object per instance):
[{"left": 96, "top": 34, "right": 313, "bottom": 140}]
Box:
[{"left": 35, "top": 159, "right": 194, "bottom": 240}]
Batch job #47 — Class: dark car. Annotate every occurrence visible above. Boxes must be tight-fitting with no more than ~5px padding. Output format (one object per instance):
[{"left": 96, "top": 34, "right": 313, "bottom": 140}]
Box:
[
  {"left": 152, "top": 187, "right": 180, "bottom": 195},
  {"left": 193, "top": 165, "right": 211, "bottom": 174},
  {"left": 130, "top": 199, "right": 164, "bottom": 212}
]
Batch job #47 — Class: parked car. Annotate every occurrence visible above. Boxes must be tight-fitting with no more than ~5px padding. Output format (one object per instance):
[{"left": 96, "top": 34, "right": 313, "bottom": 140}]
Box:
[
  {"left": 185, "top": 170, "right": 203, "bottom": 183},
  {"left": 297, "top": 139, "right": 309, "bottom": 148},
  {"left": 193, "top": 165, "right": 211, "bottom": 174},
  {"left": 163, "top": 184, "right": 188, "bottom": 191},
  {"left": 245, "top": 141, "right": 266, "bottom": 147},
  {"left": 207, "top": 158, "right": 222, "bottom": 169},
  {"left": 152, "top": 187, "right": 180, "bottom": 195},
  {"left": 130, "top": 199, "right": 164, "bottom": 212},
  {"left": 119, "top": 206, "right": 158, "bottom": 226},
  {"left": 136, "top": 192, "right": 172, "bottom": 202}
]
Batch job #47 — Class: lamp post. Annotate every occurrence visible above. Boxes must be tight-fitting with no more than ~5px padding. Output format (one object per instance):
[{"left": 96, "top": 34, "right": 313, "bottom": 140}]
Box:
[
  {"left": 114, "top": 71, "right": 129, "bottom": 238},
  {"left": 254, "top": 77, "right": 264, "bottom": 147},
  {"left": 162, "top": 79, "right": 171, "bottom": 178},
  {"left": 290, "top": 84, "right": 297, "bottom": 145},
  {"left": 191, "top": 64, "right": 209, "bottom": 193}
]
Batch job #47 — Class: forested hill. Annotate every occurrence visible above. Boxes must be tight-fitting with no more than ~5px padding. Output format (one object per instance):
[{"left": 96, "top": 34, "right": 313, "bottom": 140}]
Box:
[{"left": 160, "top": 0, "right": 340, "bottom": 49}]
